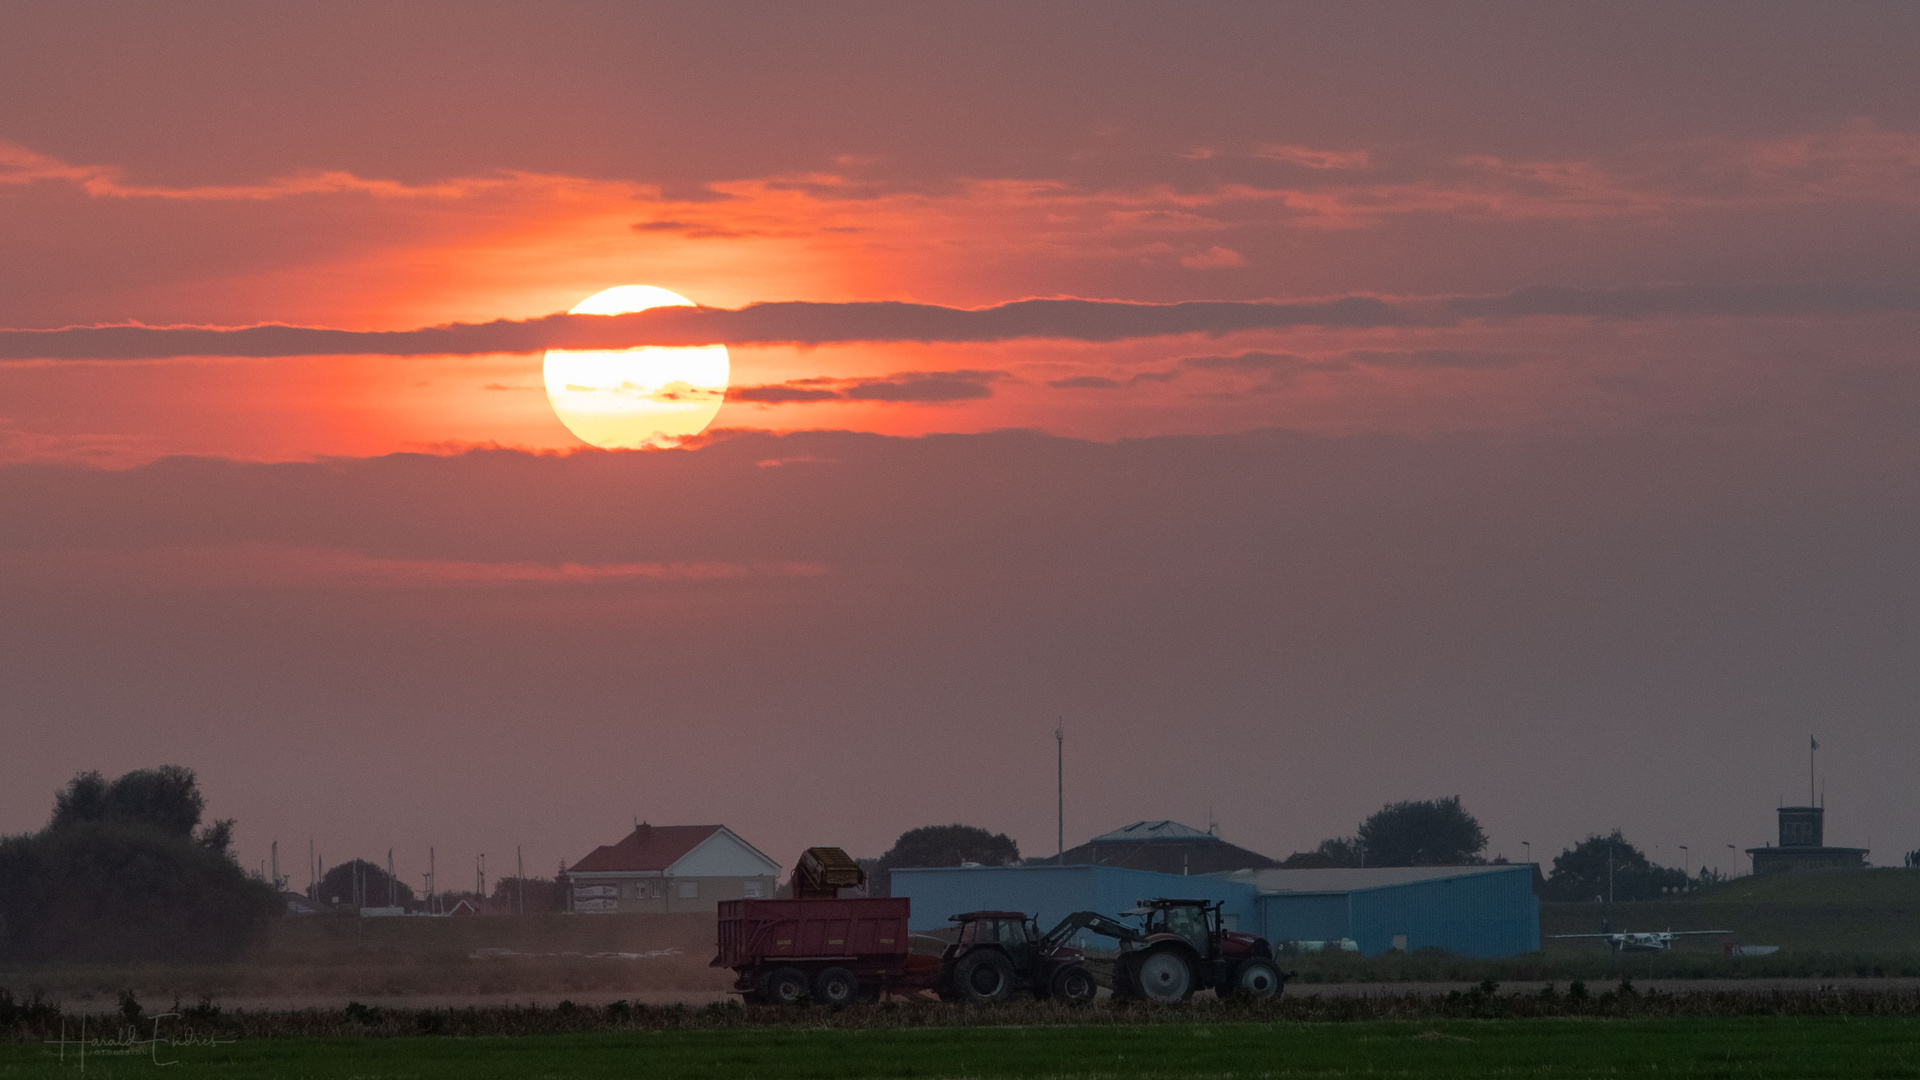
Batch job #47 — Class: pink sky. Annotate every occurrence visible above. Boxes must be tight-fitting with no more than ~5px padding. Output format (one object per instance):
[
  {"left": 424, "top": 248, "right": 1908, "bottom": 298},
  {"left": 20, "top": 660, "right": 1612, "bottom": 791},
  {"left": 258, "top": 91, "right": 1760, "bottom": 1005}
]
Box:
[{"left": 3, "top": 4, "right": 1918, "bottom": 883}]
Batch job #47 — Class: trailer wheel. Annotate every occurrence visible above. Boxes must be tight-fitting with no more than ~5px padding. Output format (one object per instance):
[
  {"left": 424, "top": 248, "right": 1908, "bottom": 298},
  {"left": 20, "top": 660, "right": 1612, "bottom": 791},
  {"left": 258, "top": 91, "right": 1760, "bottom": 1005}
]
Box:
[
  {"left": 1049, "top": 964, "right": 1098, "bottom": 1006},
  {"left": 763, "top": 966, "right": 810, "bottom": 1004},
  {"left": 1228, "top": 958, "right": 1283, "bottom": 1001},
  {"left": 1131, "top": 945, "right": 1196, "bottom": 1003},
  {"left": 952, "top": 949, "right": 1016, "bottom": 1004},
  {"left": 813, "top": 967, "right": 859, "bottom": 1007}
]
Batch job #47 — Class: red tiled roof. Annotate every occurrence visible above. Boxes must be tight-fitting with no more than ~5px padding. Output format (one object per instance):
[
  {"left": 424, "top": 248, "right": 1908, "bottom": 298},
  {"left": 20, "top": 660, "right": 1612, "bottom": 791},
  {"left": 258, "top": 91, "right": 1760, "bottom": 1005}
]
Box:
[{"left": 567, "top": 824, "right": 724, "bottom": 874}]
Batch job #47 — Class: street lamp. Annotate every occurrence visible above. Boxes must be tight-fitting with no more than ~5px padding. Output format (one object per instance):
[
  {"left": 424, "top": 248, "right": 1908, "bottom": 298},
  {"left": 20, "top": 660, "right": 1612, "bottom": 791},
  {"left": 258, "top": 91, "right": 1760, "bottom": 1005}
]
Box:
[
  {"left": 1522, "top": 841, "right": 1531, "bottom": 865},
  {"left": 1726, "top": 843, "right": 1736, "bottom": 877},
  {"left": 1679, "top": 845, "right": 1689, "bottom": 881}
]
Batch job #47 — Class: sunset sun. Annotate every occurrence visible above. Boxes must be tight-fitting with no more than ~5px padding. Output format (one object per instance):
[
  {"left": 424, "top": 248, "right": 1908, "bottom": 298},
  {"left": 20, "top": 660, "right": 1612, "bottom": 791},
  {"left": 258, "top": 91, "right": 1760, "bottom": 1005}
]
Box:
[{"left": 542, "top": 285, "right": 730, "bottom": 448}]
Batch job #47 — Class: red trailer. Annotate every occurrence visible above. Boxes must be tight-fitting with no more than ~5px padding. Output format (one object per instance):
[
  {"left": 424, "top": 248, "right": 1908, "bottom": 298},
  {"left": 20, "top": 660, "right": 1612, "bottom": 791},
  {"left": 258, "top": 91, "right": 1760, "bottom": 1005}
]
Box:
[{"left": 712, "top": 847, "right": 941, "bottom": 1005}]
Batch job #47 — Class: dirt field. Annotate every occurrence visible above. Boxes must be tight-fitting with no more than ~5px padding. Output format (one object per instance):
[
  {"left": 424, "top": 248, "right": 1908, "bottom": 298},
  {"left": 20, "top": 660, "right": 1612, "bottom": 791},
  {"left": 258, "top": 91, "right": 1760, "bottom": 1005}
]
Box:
[{"left": 0, "top": 912, "right": 733, "bottom": 1009}]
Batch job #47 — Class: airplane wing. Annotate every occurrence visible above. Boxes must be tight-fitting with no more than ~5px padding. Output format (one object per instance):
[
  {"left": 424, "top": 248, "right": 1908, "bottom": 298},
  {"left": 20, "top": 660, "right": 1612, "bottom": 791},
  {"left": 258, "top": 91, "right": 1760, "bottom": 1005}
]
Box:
[
  {"left": 1548, "top": 934, "right": 1616, "bottom": 939},
  {"left": 1664, "top": 930, "right": 1731, "bottom": 936}
]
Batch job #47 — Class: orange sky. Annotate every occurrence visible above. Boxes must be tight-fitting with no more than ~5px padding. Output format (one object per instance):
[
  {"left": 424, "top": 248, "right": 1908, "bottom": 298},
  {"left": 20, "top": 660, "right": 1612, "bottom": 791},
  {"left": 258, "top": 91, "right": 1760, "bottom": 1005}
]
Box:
[{"left": 5, "top": 3, "right": 1920, "bottom": 886}]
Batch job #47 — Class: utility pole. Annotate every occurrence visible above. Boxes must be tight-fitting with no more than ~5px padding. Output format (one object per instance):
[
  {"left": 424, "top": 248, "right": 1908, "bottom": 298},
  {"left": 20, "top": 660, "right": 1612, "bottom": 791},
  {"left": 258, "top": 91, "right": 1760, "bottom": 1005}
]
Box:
[
  {"left": 1055, "top": 720, "right": 1064, "bottom": 863},
  {"left": 429, "top": 847, "right": 437, "bottom": 915},
  {"left": 517, "top": 846, "right": 525, "bottom": 916},
  {"left": 1680, "top": 845, "right": 1689, "bottom": 882},
  {"left": 1810, "top": 735, "right": 1818, "bottom": 806},
  {"left": 1608, "top": 837, "right": 1615, "bottom": 905}
]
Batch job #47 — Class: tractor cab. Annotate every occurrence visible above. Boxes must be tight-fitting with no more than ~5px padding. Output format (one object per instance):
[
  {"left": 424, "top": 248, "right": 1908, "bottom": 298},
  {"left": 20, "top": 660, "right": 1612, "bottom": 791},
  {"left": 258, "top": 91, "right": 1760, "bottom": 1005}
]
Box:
[
  {"left": 950, "top": 911, "right": 1041, "bottom": 965},
  {"left": 1127, "top": 899, "right": 1266, "bottom": 962},
  {"left": 1139, "top": 901, "right": 1214, "bottom": 951}
]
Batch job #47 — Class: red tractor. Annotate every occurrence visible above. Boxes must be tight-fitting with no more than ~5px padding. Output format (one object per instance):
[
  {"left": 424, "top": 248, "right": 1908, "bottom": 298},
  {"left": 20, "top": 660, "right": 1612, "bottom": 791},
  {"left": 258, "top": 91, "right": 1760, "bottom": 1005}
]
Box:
[
  {"left": 936, "top": 910, "right": 1102, "bottom": 1005},
  {"left": 1106, "top": 898, "right": 1288, "bottom": 1003}
]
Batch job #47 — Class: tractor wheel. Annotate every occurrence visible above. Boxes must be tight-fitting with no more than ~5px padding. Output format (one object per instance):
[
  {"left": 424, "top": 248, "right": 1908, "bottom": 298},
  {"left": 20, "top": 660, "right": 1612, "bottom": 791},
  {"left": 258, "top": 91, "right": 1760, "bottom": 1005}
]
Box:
[
  {"left": 812, "top": 967, "right": 859, "bottom": 1007},
  {"left": 1228, "top": 958, "right": 1283, "bottom": 1001},
  {"left": 1130, "top": 945, "right": 1196, "bottom": 1003},
  {"left": 763, "top": 966, "right": 810, "bottom": 1004},
  {"left": 1049, "top": 964, "right": 1098, "bottom": 1006},
  {"left": 952, "top": 950, "right": 1017, "bottom": 1004}
]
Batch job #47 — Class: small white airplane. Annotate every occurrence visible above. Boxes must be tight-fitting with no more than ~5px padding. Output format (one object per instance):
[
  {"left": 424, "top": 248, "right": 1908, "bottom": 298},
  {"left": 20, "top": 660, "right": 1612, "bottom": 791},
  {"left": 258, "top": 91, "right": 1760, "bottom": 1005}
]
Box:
[{"left": 1551, "top": 930, "right": 1731, "bottom": 954}]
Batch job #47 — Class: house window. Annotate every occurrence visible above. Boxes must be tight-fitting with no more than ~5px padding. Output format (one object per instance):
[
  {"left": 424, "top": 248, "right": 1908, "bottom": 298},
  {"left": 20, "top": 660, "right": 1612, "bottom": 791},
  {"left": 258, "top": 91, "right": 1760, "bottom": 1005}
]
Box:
[
  {"left": 743, "top": 881, "right": 762, "bottom": 898},
  {"left": 679, "top": 881, "right": 699, "bottom": 899}
]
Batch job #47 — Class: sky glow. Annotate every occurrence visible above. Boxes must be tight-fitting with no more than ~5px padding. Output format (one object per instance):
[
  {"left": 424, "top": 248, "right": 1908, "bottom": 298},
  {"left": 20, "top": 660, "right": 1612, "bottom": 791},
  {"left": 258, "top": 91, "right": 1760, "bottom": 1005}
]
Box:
[{"left": 2, "top": 4, "right": 1917, "bottom": 885}]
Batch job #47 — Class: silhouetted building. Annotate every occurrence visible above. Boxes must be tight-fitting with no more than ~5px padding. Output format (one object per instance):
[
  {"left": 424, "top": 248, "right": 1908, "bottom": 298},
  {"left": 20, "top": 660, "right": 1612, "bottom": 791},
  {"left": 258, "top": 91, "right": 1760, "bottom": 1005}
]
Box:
[
  {"left": 1055, "top": 819, "right": 1280, "bottom": 875},
  {"left": 1746, "top": 806, "right": 1868, "bottom": 874},
  {"left": 567, "top": 823, "right": 781, "bottom": 912}
]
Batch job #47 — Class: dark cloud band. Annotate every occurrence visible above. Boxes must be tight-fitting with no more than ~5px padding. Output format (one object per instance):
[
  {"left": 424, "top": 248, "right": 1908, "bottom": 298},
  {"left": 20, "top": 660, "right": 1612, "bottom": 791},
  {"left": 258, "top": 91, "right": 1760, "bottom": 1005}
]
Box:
[{"left": 2, "top": 284, "right": 1913, "bottom": 361}]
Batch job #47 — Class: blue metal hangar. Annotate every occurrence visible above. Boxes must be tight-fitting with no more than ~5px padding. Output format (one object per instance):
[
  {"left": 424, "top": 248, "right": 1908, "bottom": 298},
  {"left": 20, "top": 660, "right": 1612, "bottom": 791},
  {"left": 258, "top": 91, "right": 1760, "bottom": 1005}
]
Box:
[{"left": 891, "top": 822, "right": 1539, "bottom": 958}]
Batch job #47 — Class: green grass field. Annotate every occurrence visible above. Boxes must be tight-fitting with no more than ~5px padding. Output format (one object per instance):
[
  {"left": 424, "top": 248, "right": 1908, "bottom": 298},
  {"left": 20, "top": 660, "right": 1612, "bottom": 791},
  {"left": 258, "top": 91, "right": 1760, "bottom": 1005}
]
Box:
[{"left": 5, "top": 1017, "right": 1918, "bottom": 1079}]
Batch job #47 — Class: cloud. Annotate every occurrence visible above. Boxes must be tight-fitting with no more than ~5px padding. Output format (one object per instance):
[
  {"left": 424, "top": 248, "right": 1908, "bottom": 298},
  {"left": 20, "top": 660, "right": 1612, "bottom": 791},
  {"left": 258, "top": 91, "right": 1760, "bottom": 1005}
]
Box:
[
  {"left": 0, "top": 298, "right": 1414, "bottom": 361},
  {"left": 1338, "top": 349, "right": 1525, "bottom": 369},
  {"left": 734, "top": 369, "right": 1007, "bottom": 405},
  {"left": 1049, "top": 370, "right": 1184, "bottom": 390},
  {"left": 1179, "top": 246, "right": 1247, "bottom": 269},
  {"left": 1182, "top": 351, "right": 1307, "bottom": 372},
  {"left": 1179, "top": 348, "right": 1525, "bottom": 379},
  {"left": 1254, "top": 145, "right": 1374, "bottom": 170},
  {"left": 731, "top": 384, "right": 844, "bottom": 404},
  {"left": 1442, "top": 283, "right": 1920, "bottom": 320},
  {"left": 5, "top": 284, "right": 1916, "bottom": 363}
]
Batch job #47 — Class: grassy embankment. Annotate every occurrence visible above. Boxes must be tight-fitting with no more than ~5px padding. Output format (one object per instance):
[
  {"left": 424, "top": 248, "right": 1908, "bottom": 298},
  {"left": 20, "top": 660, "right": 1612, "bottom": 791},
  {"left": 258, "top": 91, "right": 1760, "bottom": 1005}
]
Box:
[{"left": 5, "top": 1016, "right": 1920, "bottom": 1079}]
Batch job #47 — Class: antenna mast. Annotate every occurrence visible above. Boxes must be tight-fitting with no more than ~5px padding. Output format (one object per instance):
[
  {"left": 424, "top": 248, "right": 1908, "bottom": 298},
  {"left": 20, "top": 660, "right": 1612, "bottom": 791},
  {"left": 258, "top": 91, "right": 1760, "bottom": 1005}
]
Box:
[
  {"left": 1055, "top": 720, "right": 1064, "bottom": 863},
  {"left": 1810, "top": 735, "right": 1818, "bottom": 806}
]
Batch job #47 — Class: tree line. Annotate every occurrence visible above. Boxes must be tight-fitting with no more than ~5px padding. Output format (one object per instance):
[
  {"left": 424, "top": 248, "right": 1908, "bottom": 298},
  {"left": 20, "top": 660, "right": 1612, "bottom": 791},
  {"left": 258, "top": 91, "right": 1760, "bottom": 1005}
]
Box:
[{"left": 859, "top": 799, "right": 1707, "bottom": 903}]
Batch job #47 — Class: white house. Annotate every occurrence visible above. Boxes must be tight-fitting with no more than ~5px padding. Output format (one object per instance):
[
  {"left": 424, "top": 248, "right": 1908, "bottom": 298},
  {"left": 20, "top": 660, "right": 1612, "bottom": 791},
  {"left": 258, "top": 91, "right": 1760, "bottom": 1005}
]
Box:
[{"left": 565, "top": 823, "right": 781, "bottom": 914}]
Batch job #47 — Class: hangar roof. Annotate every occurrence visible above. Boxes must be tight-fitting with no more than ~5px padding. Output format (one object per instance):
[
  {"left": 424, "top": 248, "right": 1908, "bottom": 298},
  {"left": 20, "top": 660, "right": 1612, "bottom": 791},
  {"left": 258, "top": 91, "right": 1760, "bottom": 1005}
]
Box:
[
  {"left": 1089, "top": 820, "right": 1217, "bottom": 843},
  {"left": 1222, "top": 864, "right": 1520, "bottom": 894}
]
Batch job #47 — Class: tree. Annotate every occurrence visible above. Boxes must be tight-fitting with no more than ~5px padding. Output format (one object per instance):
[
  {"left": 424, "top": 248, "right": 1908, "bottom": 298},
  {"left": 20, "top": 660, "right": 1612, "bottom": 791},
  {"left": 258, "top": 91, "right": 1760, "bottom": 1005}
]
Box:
[
  {"left": 1312, "top": 837, "right": 1364, "bottom": 867},
  {"left": 1314, "top": 796, "right": 1488, "bottom": 868},
  {"left": 1, "top": 768, "right": 279, "bottom": 963},
  {"left": 319, "top": 859, "right": 415, "bottom": 909},
  {"left": 868, "top": 825, "right": 1020, "bottom": 896},
  {"left": 50, "top": 766, "right": 231, "bottom": 851},
  {"left": 877, "top": 825, "right": 1020, "bottom": 870},
  {"left": 1542, "top": 831, "right": 1687, "bottom": 902}
]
